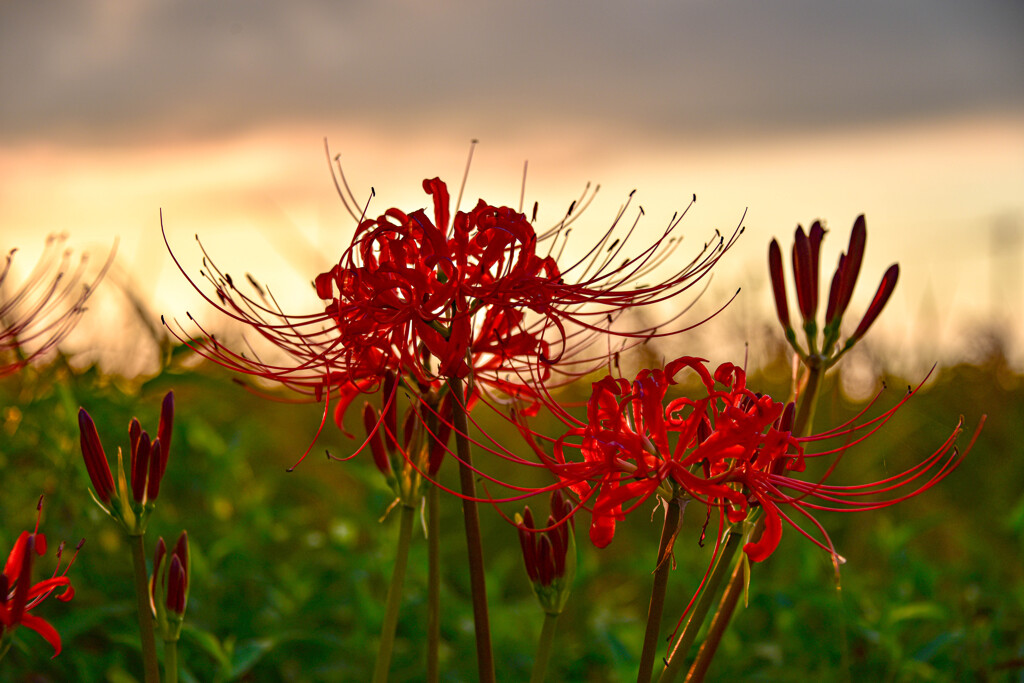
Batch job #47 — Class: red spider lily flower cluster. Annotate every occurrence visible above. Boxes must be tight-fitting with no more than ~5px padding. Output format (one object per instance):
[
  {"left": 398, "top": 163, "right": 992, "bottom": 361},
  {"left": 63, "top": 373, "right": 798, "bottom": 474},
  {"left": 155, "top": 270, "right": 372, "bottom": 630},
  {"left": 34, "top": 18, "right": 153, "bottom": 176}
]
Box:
[
  {"left": 162, "top": 159, "right": 738, "bottom": 466},
  {"left": 150, "top": 531, "right": 189, "bottom": 641},
  {"left": 539, "top": 356, "right": 978, "bottom": 566},
  {"left": 78, "top": 392, "right": 175, "bottom": 534},
  {"left": 516, "top": 489, "right": 576, "bottom": 615},
  {"left": 0, "top": 235, "right": 114, "bottom": 377},
  {"left": 1, "top": 498, "right": 82, "bottom": 658},
  {"left": 769, "top": 215, "right": 899, "bottom": 363}
]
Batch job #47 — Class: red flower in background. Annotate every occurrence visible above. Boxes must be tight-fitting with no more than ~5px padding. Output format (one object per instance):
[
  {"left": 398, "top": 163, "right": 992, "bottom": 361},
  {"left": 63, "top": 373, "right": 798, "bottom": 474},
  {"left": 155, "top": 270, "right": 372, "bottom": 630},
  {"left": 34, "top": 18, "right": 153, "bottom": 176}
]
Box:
[
  {"left": 540, "top": 356, "right": 980, "bottom": 566},
  {"left": 0, "top": 235, "right": 114, "bottom": 377},
  {"left": 0, "top": 499, "right": 82, "bottom": 659}
]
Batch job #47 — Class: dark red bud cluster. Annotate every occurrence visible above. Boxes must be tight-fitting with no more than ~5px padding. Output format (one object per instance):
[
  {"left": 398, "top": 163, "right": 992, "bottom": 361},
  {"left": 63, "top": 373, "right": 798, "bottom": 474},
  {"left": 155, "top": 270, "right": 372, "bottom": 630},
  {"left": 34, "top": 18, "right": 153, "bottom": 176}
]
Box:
[
  {"left": 517, "top": 489, "right": 573, "bottom": 587},
  {"left": 78, "top": 391, "right": 175, "bottom": 507},
  {"left": 151, "top": 531, "right": 189, "bottom": 618},
  {"left": 768, "top": 215, "right": 899, "bottom": 358}
]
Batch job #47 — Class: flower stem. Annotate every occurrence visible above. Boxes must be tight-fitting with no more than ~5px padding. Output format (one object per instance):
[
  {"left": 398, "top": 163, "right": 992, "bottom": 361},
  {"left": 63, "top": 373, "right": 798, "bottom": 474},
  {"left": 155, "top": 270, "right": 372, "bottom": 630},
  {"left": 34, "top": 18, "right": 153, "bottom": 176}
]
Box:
[
  {"left": 529, "top": 612, "right": 561, "bottom": 683},
  {"left": 682, "top": 550, "right": 746, "bottom": 683},
  {"left": 129, "top": 533, "right": 161, "bottom": 683},
  {"left": 657, "top": 530, "right": 741, "bottom": 683},
  {"left": 372, "top": 503, "right": 416, "bottom": 683},
  {"left": 446, "top": 376, "right": 496, "bottom": 683},
  {"left": 637, "top": 499, "right": 684, "bottom": 683},
  {"left": 0, "top": 633, "right": 12, "bottom": 664},
  {"left": 163, "top": 640, "right": 179, "bottom": 683},
  {"left": 427, "top": 484, "right": 441, "bottom": 683},
  {"left": 793, "top": 359, "right": 824, "bottom": 437}
]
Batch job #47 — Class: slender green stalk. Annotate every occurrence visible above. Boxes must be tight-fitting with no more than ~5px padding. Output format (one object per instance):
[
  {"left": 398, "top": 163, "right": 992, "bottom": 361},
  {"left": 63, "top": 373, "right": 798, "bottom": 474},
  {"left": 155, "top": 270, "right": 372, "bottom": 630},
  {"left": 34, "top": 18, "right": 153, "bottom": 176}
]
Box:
[
  {"left": 372, "top": 504, "right": 417, "bottom": 683},
  {"left": 683, "top": 551, "right": 746, "bottom": 683},
  {"left": 637, "top": 499, "right": 684, "bottom": 683},
  {"left": 792, "top": 361, "right": 823, "bottom": 438},
  {"left": 446, "top": 376, "right": 496, "bottom": 683},
  {"left": 163, "top": 640, "right": 179, "bottom": 683},
  {"left": 426, "top": 484, "right": 441, "bottom": 683},
  {"left": 0, "top": 634, "right": 12, "bottom": 664},
  {"left": 657, "top": 531, "right": 742, "bottom": 683},
  {"left": 129, "top": 533, "right": 161, "bottom": 683},
  {"left": 529, "top": 612, "right": 561, "bottom": 683}
]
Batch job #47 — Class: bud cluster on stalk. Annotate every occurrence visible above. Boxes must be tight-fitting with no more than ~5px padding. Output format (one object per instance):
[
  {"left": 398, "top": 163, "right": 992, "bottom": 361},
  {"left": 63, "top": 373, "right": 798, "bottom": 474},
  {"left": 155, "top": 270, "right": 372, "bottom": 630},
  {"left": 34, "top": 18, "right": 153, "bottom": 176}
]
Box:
[
  {"left": 77, "top": 391, "right": 174, "bottom": 535},
  {"left": 515, "top": 489, "right": 576, "bottom": 616},
  {"left": 150, "top": 531, "right": 189, "bottom": 642},
  {"left": 362, "top": 372, "right": 454, "bottom": 508},
  {"left": 768, "top": 215, "right": 899, "bottom": 366}
]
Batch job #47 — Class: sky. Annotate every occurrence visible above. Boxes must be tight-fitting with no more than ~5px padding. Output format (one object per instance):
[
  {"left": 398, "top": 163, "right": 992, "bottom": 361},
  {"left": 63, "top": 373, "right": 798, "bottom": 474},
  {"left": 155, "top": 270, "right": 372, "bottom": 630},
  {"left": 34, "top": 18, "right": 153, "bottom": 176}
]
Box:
[{"left": 2, "top": 0, "right": 1023, "bottom": 374}]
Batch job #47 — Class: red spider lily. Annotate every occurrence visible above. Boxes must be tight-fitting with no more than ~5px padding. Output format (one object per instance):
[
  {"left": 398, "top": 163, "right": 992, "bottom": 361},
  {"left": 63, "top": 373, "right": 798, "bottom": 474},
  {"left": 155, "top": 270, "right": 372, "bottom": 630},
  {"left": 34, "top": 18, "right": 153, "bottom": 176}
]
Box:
[
  {"left": 0, "top": 235, "right": 114, "bottom": 377},
  {"left": 162, "top": 146, "right": 739, "bottom": 468},
  {"left": 768, "top": 215, "right": 898, "bottom": 362},
  {"left": 0, "top": 498, "right": 82, "bottom": 658},
  {"left": 539, "top": 356, "right": 980, "bottom": 567},
  {"left": 78, "top": 392, "right": 174, "bottom": 534}
]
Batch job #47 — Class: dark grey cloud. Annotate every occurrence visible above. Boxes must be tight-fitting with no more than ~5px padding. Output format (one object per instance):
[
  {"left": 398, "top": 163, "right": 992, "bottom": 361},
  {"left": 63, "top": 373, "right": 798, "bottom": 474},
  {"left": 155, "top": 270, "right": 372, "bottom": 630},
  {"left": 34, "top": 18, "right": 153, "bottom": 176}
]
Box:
[{"left": 2, "top": 0, "right": 1022, "bottom": 144}]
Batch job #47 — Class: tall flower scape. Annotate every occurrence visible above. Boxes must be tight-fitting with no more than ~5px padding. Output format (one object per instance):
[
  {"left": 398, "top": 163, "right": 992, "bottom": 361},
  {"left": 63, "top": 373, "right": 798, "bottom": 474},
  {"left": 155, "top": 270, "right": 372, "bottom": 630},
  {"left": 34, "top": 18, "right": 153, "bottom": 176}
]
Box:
[{"left": 0, "top": 144, "right": 983, "bottom": 682}]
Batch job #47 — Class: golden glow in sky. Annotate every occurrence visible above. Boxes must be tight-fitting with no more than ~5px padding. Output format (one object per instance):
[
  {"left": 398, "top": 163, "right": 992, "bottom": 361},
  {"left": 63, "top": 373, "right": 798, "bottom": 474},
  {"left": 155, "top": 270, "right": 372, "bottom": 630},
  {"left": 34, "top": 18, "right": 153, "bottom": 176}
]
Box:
[{"left": 2, "top": 112, "right": 1021, "bottom": 375}]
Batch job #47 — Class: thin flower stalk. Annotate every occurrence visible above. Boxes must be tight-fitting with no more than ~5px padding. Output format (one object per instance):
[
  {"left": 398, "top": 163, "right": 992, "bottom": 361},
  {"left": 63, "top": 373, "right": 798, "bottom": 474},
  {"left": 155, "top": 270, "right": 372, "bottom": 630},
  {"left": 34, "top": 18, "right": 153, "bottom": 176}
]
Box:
[
  {"left": 637, "top": 498, "right": 684, "bottom": 683},
  {"left": 448, "top": 375, "right": 495, "bottom": 683},
  {"left": 657, "top": 530, "right": 742, "bottom": 682},
  {"left": 372, "top": 504, "right": 416, "bottom": 683},
  {"left": 426, "top": 483, "right": 441, "bottom": 683}
]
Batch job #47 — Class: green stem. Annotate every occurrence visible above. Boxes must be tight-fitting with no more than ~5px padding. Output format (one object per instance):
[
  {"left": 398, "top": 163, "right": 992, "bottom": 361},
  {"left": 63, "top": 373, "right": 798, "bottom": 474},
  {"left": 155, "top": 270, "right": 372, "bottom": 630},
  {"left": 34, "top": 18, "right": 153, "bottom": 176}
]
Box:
[
  {"left": 683, "top": 552, "right": 745, "bottom": 683},
  {"left": 0, "top": 633, "right": 12, "bottom": 664},
  {"left": 529, "top": 612, "right": 561, "bottom": 683},
  {"left": 792, "top": 361, "right": 823, "bottom": 438},
  {"left": 129, "top": 534, "right": 161, "bottom": 683},
  {"left": 446, "top": 376, "right": 496, "bottom": 683},
  {"left": 658, "top": 530, "right": 742, "bottom": 683},
  {"left": 637, "top": 499, "right": 684, "bottom": 683},
  {"left": 427, "top": 484, "right": 441, "bottom": 683},
  {"left": 163, "top": 640, "right": 179, "bottom": 683},
  {"left": 372, "top": 503, "right": 417, "bottom": 683}
]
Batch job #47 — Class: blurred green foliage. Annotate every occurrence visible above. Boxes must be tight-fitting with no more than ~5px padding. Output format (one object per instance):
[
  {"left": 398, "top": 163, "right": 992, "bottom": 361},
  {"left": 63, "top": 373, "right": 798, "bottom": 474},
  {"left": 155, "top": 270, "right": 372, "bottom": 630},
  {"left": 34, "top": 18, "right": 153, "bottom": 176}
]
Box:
[{"left": 0, "top": 342, "right": 1020, "bottom": 682}]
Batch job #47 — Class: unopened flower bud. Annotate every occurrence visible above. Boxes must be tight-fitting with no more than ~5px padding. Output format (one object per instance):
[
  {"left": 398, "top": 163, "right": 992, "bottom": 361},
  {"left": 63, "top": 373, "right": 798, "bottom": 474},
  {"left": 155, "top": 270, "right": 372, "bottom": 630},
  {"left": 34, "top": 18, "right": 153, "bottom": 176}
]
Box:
[{"left": 78, "top": 408, "right": 114, "bottom": 504}]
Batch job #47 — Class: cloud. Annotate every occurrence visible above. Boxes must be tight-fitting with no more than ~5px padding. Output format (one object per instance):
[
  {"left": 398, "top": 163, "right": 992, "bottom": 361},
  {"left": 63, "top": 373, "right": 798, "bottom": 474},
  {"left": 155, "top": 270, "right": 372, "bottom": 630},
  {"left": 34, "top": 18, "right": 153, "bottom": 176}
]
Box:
[{"left": 2, "top": 0, "right": 1022, "bottom": 144}]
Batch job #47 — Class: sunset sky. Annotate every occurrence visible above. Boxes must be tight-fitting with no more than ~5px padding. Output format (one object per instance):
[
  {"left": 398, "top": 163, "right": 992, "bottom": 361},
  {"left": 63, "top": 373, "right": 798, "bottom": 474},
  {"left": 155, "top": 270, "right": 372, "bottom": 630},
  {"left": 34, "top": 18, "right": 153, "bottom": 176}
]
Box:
[{"left": 2, "top": 0, "right": 1022, "bottom": 373}]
